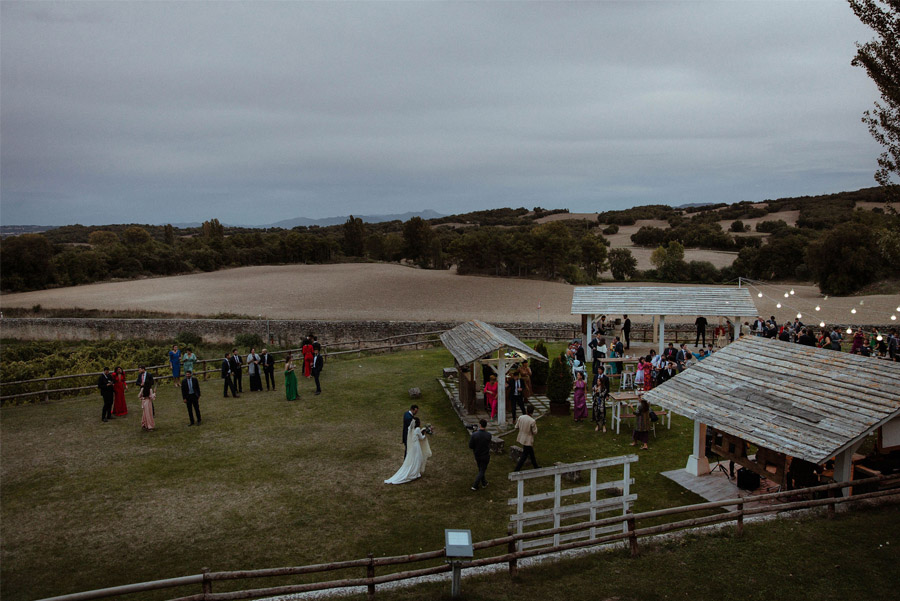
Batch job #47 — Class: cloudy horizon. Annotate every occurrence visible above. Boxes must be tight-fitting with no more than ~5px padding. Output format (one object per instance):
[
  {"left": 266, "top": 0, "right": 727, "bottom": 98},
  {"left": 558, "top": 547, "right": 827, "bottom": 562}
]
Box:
[{"left": 0, "top": 1, "right": 884, "bottom": 226}]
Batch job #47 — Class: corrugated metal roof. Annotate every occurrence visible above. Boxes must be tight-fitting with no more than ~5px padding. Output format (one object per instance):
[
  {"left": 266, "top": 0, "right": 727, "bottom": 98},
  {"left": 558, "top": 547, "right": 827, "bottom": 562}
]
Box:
[
  {"left": 439, "top": 320, "right": 548, "bottom": 367},
  {"left": 643, "top": 336, "right": 900, "bottom": 464},
  {"left": 570, "top": 286, "right": 758, "bottom": 317}
]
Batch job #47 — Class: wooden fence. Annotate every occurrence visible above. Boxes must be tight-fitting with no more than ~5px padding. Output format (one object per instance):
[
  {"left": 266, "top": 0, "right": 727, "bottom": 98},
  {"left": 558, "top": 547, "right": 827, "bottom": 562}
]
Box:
[
  {"left": 36, "top": 474, "right": 900, "bottom": 601},
  {"left": 0, "top": 327, "right": 580, "bottom": 405}
]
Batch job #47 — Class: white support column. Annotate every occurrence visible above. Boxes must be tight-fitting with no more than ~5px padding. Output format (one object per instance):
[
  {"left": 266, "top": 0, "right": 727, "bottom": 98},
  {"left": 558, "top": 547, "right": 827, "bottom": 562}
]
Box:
[
  {"left": 496, "top": 355, "right": 508, "bottom": 426},
  {"left": 733, "top": 317, "right": 740, "bottom": 342},
  {"left": 833, "top": 441, "right": 863, "bottom": 498},
  {"left": 685, "top": 420, "right": 710, "bottom": 476},
  {"left": 583, "top": 314, "right": 592, "bottom": 362},
  {"left": 658, "top": 315, "right": 666, "bottom": 356}
]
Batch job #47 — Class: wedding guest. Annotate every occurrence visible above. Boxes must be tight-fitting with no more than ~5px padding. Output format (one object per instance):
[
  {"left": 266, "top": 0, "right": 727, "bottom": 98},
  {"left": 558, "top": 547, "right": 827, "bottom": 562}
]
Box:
[
  {"left": 168, "top": 344, "right": 182, "bottom": 387},
  {"left": 98, "top": 367, "right": 115, "bottom": 423},
  {"left": 519, "top": 360, "right": 533, "bottom": 403},
  {"left": 221, "top": 352, "right": 239, "bottom": 398},
  {"left": 112, "top": 366, "right": 128, "bottom": 417},
  {"left": 284, "top": 353, "right": 298, "bottom": 401},
  {"left": 573, "top": 371, "right": 588, "bottom": 422},
  {"left": 312, "top": 335, "right": 321, "bottom": 352},
  {"left": 510, "top": 371, "right": 526, "bottom": 420},
  {"left": 136, "top": 366, "right": 155, "bottom": 431},
  {"left": 181, "top": 348, "right": 197, "bottom": 377},
  {"left": 247, "top": 348, "right": 262, "bottom": 391},
  {"left": 302, "top": 338, "right": 314, "bottom": 378},
  {"left": 181, "top": 370, "right": 202, "bottom": 426},
  {"left": 623, "top": 315, "right": 632, "bottom": 349},
  {"left": 311, "top": 347, "right": 324, "bottom": 395},
  {"left": 631, "top": 399, "right": 651, "bottom": 450},
  {"left": 483, "top": 374, "right": 499, "bottom": 419},
  {"left": 469, "top": 419, "right": 492, "bottom": 491},
  {"left": 230, "top": 348, "right": 244, "bottom": 392},
  {"left": 514, "top": 405, "right": 539, "bottom": 471},
  {"left": 260, "top": 348, "right": 276, "bottom": 391}
]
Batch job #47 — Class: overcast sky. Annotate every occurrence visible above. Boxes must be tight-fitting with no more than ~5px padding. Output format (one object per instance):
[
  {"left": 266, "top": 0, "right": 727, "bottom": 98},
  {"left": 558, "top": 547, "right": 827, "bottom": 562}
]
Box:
[{"left": 0, "top": 1, "right": 884, "bottom": 226}]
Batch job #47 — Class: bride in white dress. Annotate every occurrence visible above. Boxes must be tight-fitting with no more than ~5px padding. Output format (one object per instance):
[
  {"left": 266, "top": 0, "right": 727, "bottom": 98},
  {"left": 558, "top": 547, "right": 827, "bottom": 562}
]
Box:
[{"left": 385, "top": 417, "right": 432, "bottom": 484}]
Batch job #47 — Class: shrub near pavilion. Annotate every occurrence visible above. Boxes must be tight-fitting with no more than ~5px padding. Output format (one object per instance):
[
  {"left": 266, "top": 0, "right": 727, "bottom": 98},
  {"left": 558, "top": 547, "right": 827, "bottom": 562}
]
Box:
[{"left": 546, "top": 353, "right": 573, "bottom": 415}]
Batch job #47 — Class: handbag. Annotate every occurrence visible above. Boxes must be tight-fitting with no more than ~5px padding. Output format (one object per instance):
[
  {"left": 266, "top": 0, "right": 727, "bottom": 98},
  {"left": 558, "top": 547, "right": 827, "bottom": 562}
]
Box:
[{"left": 649, "top": 410, "right": 659, "bottom": 423}]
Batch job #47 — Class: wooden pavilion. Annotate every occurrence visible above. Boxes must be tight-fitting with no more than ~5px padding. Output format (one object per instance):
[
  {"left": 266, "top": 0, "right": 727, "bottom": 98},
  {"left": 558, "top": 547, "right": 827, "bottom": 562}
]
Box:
[
  {"left": 440, "top": 320, "right": 548, "bottom": 426},
  {"left": 570, "top": 286, "right": 759, "bottom": 357},
  {"left": 643, "top": 336, "right": 900, "bottom": 493}
]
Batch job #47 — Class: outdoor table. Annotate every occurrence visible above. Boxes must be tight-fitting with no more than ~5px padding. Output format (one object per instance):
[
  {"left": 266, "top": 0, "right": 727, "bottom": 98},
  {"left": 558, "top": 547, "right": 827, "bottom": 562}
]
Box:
[{"left": 609, "top": 391, "right": 671, "bottom": 434}]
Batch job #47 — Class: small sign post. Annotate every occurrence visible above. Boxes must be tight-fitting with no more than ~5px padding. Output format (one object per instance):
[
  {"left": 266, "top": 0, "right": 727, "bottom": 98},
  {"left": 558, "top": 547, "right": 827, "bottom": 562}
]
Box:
[{"left": 444, "top": 529, "right": 473, "bottom": 598}]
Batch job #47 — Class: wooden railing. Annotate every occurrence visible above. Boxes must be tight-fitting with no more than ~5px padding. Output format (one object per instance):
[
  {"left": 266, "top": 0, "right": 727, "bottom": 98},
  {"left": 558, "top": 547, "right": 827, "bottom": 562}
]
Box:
[
  {"left": 35, "top": 474, "right": 900, "bottom": 601},
  {"left": 0, "top": 327, "right": 579, "bottom": 405}
]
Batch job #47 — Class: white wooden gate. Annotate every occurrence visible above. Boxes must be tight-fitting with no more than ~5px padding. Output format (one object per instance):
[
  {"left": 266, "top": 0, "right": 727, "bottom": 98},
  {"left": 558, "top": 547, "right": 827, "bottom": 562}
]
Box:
[{"left": 508, "top": 455, "right": 638, "bottom": 551}]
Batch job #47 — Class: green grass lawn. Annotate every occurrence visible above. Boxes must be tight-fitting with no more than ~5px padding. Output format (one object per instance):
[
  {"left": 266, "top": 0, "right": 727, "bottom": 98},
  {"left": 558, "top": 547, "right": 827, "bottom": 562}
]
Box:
[{"left": 2, "top": 344, "right": 898, "bottom": 600}]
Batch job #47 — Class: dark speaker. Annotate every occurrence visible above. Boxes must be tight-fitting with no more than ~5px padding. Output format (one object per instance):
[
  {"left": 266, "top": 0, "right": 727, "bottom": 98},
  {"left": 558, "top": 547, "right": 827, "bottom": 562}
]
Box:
[{"left": 737, "top": 468, "right": 761, "bottom": 491}]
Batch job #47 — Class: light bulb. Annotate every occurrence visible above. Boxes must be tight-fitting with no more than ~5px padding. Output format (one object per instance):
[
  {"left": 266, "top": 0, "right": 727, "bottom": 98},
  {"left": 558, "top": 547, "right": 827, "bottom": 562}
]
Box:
[
  {"left": 790, "top": 289, "right": 795, "bottom": 295},
  {"left": 819, "top": 321, "right": 826, "bottom": 328},
  {"left": 877, "top": 335, "right": 883, "bottom": 341},
  {"left": 859, "top": 300, "right": 864, "bottom": 306},
  {"left": 847, "top": 328, "right": 853, "bottom": 334},
  {"left": 815, "top": 306, "right": 820, "bottom": 311},
  {"left": 776, "top": 303, "right": 782, "bottom": 308},
  {"left": 892, "top": 315, "right": 897, "bottom": 321},
  {"left": 851, "top": 308, "right": 857, "bottom": 314},
  {"left": 896, "top": 306, "right": 899, "bottom": 312},
  {"left": 758, "top": 292, "right": 763, "bottom": 298},
  {"left": 824, "top": 296, "right": 828, "bottom": 300},
  {"left": 797, "top": 313, "right": 802, "bottom": 319},
  {"left": 784, "top": 293, "right": 789, "bottom": 298}
]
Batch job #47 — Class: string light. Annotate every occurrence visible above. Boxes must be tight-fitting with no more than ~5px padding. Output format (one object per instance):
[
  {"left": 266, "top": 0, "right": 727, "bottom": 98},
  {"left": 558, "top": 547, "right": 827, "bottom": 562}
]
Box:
[
  {"left": 815, "top": 306, "right": 821, "bottom": 311},
  {"left": 790, "top": 289, "right": 795, "bottom": 295},
  {"left": 758, "top": 292, "right": 763, "bottom": 298},
  {"left": 776, "top": 303, "right": 782, "bottom": 308},
  {"left": 797, "top": 313, "right": 802, "bottom": 319},
  {"left": 819, "top": 321, "right": 826, "bottom": 327},
  {"left": 877, "top": 335, "right": 884, "bottom": 341},
  {"left": 846, "top": 327, "right": 853, "bottom": 334},
  {"left": 784, "top": 293, "right": 789, "bottom": 298},
  {"left": 851, "top": 308, "right": 857, "bottom": 314},
  {"left": 892, "top": 315, "right": 897, "bottom": 321}
]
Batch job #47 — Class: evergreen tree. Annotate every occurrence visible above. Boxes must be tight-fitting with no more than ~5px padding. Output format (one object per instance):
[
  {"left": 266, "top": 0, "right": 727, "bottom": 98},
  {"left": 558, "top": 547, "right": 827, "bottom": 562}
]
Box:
[{"left": 546, "top": 353, "right": 573, "bottom": 407}]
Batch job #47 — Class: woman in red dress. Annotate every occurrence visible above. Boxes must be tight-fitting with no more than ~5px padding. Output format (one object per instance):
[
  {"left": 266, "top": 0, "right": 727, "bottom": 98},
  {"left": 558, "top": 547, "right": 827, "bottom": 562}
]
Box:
[
  {"left": 112, "top": 366, "right": 128, "bottom": 416},
  {"left": 302, "top": 338, "right": 314, "bottom": 378},
  {"left": 483, "top": 374, "right": 499, "bottom": 419}
]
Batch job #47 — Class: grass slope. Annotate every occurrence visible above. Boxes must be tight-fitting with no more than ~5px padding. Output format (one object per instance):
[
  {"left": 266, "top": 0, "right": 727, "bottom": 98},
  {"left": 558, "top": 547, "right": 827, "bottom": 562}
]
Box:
[{"left": 1, "top": 345, "right": 897, "bottom": 600}]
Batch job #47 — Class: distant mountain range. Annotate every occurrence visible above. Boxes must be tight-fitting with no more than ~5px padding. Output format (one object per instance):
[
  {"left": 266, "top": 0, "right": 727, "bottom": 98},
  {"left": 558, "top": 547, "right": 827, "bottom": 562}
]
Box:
[{"left": 266, "top": 210, "right": 444, "bottom": 229}]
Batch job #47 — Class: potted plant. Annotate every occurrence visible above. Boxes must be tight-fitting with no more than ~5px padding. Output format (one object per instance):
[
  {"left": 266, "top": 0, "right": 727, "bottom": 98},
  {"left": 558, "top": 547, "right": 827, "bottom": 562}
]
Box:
[{"left": 546, "top": 353, "right": 573, "bottom": 416}]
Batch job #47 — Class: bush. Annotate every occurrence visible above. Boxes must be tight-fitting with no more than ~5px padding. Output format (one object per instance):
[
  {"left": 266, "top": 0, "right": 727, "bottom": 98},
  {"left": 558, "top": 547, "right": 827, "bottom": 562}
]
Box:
[
  {"left": 602, "top": 224, "right": 619, "bottom": 235},
  {"left": 177, "top": 331, "right": 203, "bottom": 347},
  {"left": 755, "top": 219, "right": 789, "bottom": 233},
  {"left": 234, "top": 333, "right": 264, "bottom": 349},
  {"left": 730, "top": 220, "right": 747, "bottom": 233},
  {"left": 546, "top": 353, "right": 573, "bottom": 405},
  {"left": 531, "top": 341, "right": 549, "bottom": 388}
]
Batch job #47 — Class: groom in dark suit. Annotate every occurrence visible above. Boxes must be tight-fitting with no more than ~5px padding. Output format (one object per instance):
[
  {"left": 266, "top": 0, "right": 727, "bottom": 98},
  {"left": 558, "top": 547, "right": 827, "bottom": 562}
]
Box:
[
  {"left": 403, "top": 405, "right": 419, "bottom": 456},
  {"left": 181, "top": 370, "right": 202, "bottom": 426},
  {"left": 221, "top": 352, "right": 238, "bottom": 398}
]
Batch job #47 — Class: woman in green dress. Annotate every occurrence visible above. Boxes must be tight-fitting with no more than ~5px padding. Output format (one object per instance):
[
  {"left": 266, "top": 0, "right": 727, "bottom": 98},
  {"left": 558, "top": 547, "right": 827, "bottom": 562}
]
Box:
[{"left": 284, "top": 353, "right": 299, "bottom": 401}]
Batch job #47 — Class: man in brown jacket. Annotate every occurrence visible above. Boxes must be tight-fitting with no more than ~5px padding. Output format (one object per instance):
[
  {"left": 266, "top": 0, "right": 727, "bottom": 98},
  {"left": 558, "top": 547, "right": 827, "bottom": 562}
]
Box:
[{"left": 514, "top": 404, "right": 539, "bottom": 471}]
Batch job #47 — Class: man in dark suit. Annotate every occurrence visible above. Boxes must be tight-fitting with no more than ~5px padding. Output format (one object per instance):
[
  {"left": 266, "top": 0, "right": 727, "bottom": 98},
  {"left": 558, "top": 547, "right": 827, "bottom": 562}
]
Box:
[
  {"left": 181, "top": 370, "right": 202, "bottom": 426},
  {"left": 98, "top": 367, "right": 115, "bottom": 423},
  {"left": 136, "top": 366, "right": 155, "bottom": 398},
  {"left": 230, "top": 348, "right": 243, "bottom": 393},
  {"left": 676, "top": 344, "right": 689, "bottom": 372},
  {"left": 623, "top": 315, "right": 632, "bottom": 349},
  {"left": 695, "top": 315, "right": 708, "bottom": 346},
  {"left": 403, "top": 404, "right": 419, "bottom": 456},
  {"left": 221, "top": 352, "right": 239, "bottom": 398},
  {"left": 469, "top": 419, "right": 492, "bottom": 491},
  {"left": 662, "top": 343, "right": 678, "bottom": 363},
  {"left": 260, "top": 348, "right": 276, "bottom": 391},
  {"left": 311, "top": 348, "right": 324, "bottom": 395},
  {"left": 510, "top": 371, "right": 526, "bottom": 420}
]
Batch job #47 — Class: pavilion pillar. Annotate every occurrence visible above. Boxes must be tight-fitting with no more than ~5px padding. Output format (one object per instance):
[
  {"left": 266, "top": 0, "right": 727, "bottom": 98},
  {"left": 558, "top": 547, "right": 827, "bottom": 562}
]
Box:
[
  {"left": 496, "top": 355, "right": 508, "bottom": 426},
  {"left": 685, "top": 420, "right": 710, "bottom": 476},
  {"left": 733, "top": 317, "right": 740, "bottom": 342},
  {"left": 582, "top": 314, "right": 591, "bottom": 362},
  {"left": 652, "top": 316, "right": 658, "bottom": 346},
  {"left": 833, "top": 441, "right": 863, "bottom": 498},
  {"left": 658, "top": 315, "right": 666, "bottom": 356}
]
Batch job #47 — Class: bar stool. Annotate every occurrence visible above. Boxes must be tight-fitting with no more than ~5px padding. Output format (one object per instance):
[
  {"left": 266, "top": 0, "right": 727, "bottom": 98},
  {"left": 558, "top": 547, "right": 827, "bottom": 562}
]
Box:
[{"left": 620, "top": 365, "right": 635, "bottom": 391}]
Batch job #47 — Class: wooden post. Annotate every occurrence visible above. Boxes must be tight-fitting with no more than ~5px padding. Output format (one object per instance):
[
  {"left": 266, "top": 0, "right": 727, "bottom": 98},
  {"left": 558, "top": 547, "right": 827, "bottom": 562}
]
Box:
[
  {"left": 507, "top": 526, "right": 518, "bottom": 577},
  {"left": 366, "top": 553, "right": 375, "bottom": 600},
  {"left": 43, "top": 380, "right": 49, "bottom": 403},
  {"left": 496, "top": 355, "right": 508, "bottom": 426},
  {"left": 627, "top": 515, "right": 639, "bottom": 557},
  {"left": 201, "top": 567, "right": 212, "bottom": 597},
  {"left": 658, "top": 315, "right": 666, "bottom": 356},
  {"left": 826, "top": 489, "right": 836, "bottom": 519},
  {"left": 736, "top": 501, "right": 744, "bottom": 536}
]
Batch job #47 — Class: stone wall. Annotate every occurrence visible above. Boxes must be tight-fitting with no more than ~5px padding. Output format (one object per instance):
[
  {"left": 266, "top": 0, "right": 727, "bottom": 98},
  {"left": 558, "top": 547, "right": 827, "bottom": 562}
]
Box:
[{"left": 3, "top": 317, "right": 885, "bottom": 348}]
